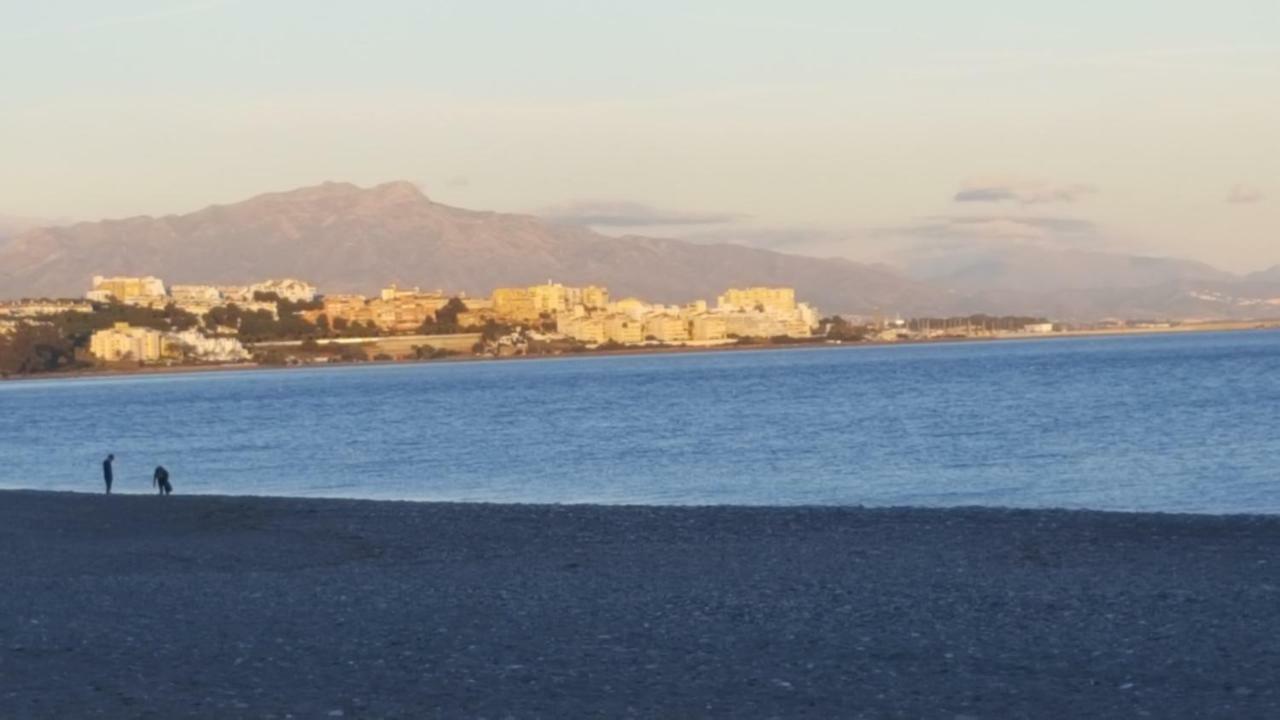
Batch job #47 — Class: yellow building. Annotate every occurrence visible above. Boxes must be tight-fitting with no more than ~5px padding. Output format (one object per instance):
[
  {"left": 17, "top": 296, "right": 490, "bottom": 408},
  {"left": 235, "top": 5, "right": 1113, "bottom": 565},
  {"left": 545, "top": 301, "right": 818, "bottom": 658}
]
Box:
[
  {"left": 315, "top": 294, "right": 374, "bottom": 327},
  {"left": 89, "top": 322, "right": 166, "bottom": 363},
  {"left": 604, "top": 315, "right": 644, "bottom": 345},
  {"left": 642, "top": 314, "right": 689, "bottom": 343},
  {"left": 689, "top": 314, "right": 728, "bottom": 341},
  {"left": 370, "top": 288, "right": 450, "bottom": 333},
  {"left": 86, "top": 276, "right": 167, "bottom": 304},
  {"left": 581, "top": 285, "right": 609, "bottom": 310},
  {"left": 608, "top": 297, "right": 651, "bottom": 320},
  {"left": 716, "top": 287, "right": 797, "bottom": 313},
  {"left": 490, "top": 287, "right": 540, "bottom": 323},
  {"left": 557, "top": 316, "right": 607, "bottom": 344},
  {"left": 529, "top": 282, "right": 572, "bottom": 315},
  {"left": 456, "top": 309, "right": 498, "bottom": 328}
]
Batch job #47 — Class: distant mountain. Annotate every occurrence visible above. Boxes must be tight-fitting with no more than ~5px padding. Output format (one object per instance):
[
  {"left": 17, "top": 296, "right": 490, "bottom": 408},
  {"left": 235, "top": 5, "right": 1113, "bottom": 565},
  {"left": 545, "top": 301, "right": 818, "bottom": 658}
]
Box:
[
  {"left": 918, "top": 246, "right": 1232, "bottom": 295},
  {"left": 0, "top": 214, "right": 58, "bottom": 242},
  {"left": 0, "top": 182, "right": 947, "bottom": 314},
  {"left": 1247, "top": 265, "right": 1280, "bottom": 283},
  {"left": 899, "top": 240, "right": 1280, "bottom": 320},
  {"left": 2, "top": 182, "right": 1276, "bottom": 320}
]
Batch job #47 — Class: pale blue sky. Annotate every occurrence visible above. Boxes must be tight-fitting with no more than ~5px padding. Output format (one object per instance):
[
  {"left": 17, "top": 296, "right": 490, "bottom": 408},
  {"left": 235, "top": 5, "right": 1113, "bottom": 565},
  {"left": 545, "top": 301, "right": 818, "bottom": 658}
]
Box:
[{"left": 2, "top": 1, "right": 1277, "bottom": 270}]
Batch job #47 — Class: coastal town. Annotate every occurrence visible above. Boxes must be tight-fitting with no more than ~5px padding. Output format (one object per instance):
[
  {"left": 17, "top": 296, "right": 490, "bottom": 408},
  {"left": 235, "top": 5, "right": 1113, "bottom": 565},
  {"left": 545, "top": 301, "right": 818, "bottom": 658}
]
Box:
[
  {"left": 4, "top": 273, "right": 1274, "bottom": 377},
  {"left": 1, "top": 275, "right": 834, "bottom": 374},
  {"left": 9, "top": 272, "right": 1262, "bottom": 377}
]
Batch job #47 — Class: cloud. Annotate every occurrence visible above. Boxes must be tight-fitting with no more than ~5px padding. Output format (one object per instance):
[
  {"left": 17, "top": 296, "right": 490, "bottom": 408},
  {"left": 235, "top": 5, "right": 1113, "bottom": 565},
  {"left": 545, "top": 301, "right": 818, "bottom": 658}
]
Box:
[
  {"left": 954, "top": 181, "right": 1097, "bottom": 205},
  {"left": 540, "top": 200, "right": 744, "bottom": 227},
  {"left": 1227, "top": 184, "right": 1264, "bottom": 204}
]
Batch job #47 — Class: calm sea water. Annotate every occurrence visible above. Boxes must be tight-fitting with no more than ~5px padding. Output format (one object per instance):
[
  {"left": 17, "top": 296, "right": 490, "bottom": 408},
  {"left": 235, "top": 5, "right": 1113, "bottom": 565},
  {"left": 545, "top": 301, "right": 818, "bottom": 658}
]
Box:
[{"left": 2, "top": 330, "right": 1278, "bottom": 513}]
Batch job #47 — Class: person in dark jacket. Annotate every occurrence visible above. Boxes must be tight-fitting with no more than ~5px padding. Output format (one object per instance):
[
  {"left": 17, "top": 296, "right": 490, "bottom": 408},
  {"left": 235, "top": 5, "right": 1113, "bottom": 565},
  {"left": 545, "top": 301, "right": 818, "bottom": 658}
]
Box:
[
  {"left": 153, "top": 465, "right": 172, "bottom": 496},
  {"left": 102, "top": 454, "right": 115, "bottom": 494}
]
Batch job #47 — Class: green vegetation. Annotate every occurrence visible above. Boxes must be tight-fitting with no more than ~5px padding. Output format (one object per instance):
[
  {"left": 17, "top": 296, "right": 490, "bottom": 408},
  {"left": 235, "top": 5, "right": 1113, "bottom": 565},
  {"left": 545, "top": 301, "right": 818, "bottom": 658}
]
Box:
[
  {"left": 417, "top": 297, "right": 468, "bottom": 335},
  {"left": 0, "top": 302, "right": 205, "bottom": 377},
  {"left": 0, "top": 323, "right": 78, "bottom": 376},
  {"left": 411, "top": 344, "right": 458, "bottom": 360},
  {"left": 203, "top": 304, "right": 319, "bottom": 343},
  {"left": 820, "top": 316, "right": 866, "bottom": 342}
]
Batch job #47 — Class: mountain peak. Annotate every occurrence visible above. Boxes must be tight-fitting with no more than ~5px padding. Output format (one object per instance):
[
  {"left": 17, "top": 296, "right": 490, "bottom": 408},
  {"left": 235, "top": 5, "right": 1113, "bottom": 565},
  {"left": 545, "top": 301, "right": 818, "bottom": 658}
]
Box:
[{"left": 370, "top": 180, "right": 426, "bottom": 200}]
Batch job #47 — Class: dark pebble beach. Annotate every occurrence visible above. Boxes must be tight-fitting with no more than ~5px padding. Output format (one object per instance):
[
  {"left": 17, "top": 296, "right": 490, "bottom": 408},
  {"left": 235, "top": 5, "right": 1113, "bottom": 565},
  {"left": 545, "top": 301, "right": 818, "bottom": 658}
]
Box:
[{"left": 2, "top": 490, "right": 1279, "bottom": 719}]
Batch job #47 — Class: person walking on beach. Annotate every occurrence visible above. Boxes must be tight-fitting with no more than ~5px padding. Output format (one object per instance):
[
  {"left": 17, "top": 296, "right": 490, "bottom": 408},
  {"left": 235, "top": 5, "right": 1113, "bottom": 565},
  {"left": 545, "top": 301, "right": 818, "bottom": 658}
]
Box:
[
  {"left": 153, "top": 465, "right": 172, "bottom": 496},
  {"left": 102, "top": 454, "right": 115, "bottom": 494}
]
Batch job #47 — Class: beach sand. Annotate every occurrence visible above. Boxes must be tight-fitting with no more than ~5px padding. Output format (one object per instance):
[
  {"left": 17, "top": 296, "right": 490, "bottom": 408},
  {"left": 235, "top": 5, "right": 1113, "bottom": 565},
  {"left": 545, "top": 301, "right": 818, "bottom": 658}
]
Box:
[{"left": 2, "top": 490, "right": 1278, "bottom": 718}]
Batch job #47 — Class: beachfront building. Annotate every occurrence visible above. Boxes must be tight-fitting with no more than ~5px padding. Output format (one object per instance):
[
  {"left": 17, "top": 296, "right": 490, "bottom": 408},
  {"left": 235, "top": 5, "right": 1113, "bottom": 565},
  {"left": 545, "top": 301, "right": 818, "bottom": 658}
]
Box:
[
  {"left": 689, "top": 314, "right": 729, "bottom": 342},
  {"left": 167, "top": 329, "right": 250, "bottom": 362},
  {"left": 603, "top": 315, "right": 644, "bottom": 345},
  {"left": 86, "top": 276, "right": 167, "bottom": 305},
  {"left": 557, "top": 315, "right": 607, "bottom": 344},
  {"left": 642, "top": 314, "right": 690, "bottom": 343},
  {"left": 89, "top": 322, "right": 166, "bottom": 362}
]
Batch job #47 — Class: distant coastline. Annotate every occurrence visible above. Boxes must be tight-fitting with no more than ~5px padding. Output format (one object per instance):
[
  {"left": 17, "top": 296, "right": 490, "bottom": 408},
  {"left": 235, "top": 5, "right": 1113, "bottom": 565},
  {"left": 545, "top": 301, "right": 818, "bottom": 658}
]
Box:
[{"left": 5, "top": 317, "right": 1277, "bottom": 383}]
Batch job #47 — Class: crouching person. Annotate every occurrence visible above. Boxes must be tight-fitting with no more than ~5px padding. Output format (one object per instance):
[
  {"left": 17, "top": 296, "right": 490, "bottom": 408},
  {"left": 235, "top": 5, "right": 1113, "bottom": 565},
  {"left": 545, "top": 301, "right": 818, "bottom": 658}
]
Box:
[{"left": 153, "top": 465, "right": 173, "bottom": 496}]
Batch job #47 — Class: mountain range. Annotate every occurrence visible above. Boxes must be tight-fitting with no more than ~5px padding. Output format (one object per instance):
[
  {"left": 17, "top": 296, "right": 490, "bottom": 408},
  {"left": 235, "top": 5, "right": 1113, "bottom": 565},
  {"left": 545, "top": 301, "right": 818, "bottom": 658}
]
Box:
[{"left": 1, "top": 181, "right": 1277, "bottom": 320}]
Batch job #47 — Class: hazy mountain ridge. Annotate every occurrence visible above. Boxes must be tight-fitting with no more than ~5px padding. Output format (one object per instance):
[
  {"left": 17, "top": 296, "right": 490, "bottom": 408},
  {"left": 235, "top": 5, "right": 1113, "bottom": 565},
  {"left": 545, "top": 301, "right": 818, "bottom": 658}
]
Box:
[
  {"left": 1, "top": 181, "right": 1276, "bottom": 320},
  {"left": 0, "top": 182, "right": 949, "bottom": 314}
]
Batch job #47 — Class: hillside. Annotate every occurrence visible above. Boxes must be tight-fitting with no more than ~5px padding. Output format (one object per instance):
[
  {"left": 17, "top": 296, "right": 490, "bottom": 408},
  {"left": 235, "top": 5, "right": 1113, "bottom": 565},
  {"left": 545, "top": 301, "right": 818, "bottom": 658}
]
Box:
[
  {"left": 2, "top": 181, "right": 1277, "bottom": 320},
  {"left": 0, "top": 182, "right": 947, "bottom": 315}
]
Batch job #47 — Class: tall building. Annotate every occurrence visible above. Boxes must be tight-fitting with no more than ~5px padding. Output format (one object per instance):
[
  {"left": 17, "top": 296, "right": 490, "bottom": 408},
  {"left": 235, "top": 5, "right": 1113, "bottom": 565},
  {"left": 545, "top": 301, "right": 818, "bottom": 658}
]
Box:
[
  {"left": 581, "top": 285, "right": 609, "bottom": 310},
  {"left": 603, "top": 315, "right": 644, "bottom": 345},
  {"left": 689, "top": 314, "right": 728, "bottom": 341},
  {"left": 529, "top": 282, "right": 572, "bottom": 315},
  {"left": 86, "top": 276, "right": 167, "bottom": 304},
  {"left": 89, "top": 323, "right": 166, "bottom": 362},
  {"left": 557, "top": 315, "right": 606, "bottom": 344},
  {"left": 642, "top": 314, "right": 690, "bottom": 343},
  {"left": 716, "top": 287, "right": 797, "bottom": 314},
  {"left": 490, "top": 288, "right": 540, "bottom": 323}
]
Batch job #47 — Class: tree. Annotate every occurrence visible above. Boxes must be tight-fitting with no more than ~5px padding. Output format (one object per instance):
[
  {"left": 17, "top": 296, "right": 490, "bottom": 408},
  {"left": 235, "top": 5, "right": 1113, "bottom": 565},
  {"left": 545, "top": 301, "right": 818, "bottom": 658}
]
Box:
[
  {"left": 419, "top": 297, "right": 467, "bottom": 335},
  {"left": 0, "top": 323, "right": 76, "bottom": 376},
  {"left": 822, "top": 316, "right": 865, "bottom": 342}
]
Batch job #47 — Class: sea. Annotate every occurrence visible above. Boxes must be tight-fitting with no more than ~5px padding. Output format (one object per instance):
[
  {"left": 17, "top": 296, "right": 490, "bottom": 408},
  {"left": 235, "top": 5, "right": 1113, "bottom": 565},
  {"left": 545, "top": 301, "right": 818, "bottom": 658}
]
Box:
[{"left": 2, "top": 330, "right": 1278, "bottom": 514}]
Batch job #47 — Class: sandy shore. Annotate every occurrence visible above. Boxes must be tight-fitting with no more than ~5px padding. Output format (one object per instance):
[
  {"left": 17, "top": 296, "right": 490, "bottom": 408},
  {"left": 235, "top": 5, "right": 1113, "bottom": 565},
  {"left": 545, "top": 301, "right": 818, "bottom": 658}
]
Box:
[{"left": 2, "top": 491, "right": 1278, "bottom": 718}]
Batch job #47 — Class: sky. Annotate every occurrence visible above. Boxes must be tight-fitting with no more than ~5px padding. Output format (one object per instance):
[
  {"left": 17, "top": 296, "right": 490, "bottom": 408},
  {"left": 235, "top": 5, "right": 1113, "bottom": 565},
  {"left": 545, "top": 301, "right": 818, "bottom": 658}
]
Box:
[{"left": 1, "top": 0, "right": 1277, "bottom": 272}]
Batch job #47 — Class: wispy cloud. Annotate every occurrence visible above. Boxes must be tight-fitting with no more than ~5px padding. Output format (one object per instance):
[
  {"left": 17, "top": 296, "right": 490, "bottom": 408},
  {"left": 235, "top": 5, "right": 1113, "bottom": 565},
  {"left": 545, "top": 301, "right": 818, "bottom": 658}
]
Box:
[
  {"left": 954, "top": 180, "right": 1096, "bottom": 206},
  {"left": 1227, "top": 184, "right": 1264, "bottom": 205},
  {"left": 540, "top": 200, "right": 744, "bottom": 228}
]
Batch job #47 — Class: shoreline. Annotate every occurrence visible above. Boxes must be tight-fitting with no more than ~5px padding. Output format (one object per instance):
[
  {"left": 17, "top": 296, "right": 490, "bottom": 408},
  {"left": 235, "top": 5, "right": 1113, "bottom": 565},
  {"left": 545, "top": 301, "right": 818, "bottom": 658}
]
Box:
[
  {"left": 5, "top": 318, "right": 1278, "bottom": 384},
  {"left": 3, "top": 487, "right": 1275, "bottom": 519},
  {"left": 4, "top": 489, "right": 1278, "bottom": 716}
]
